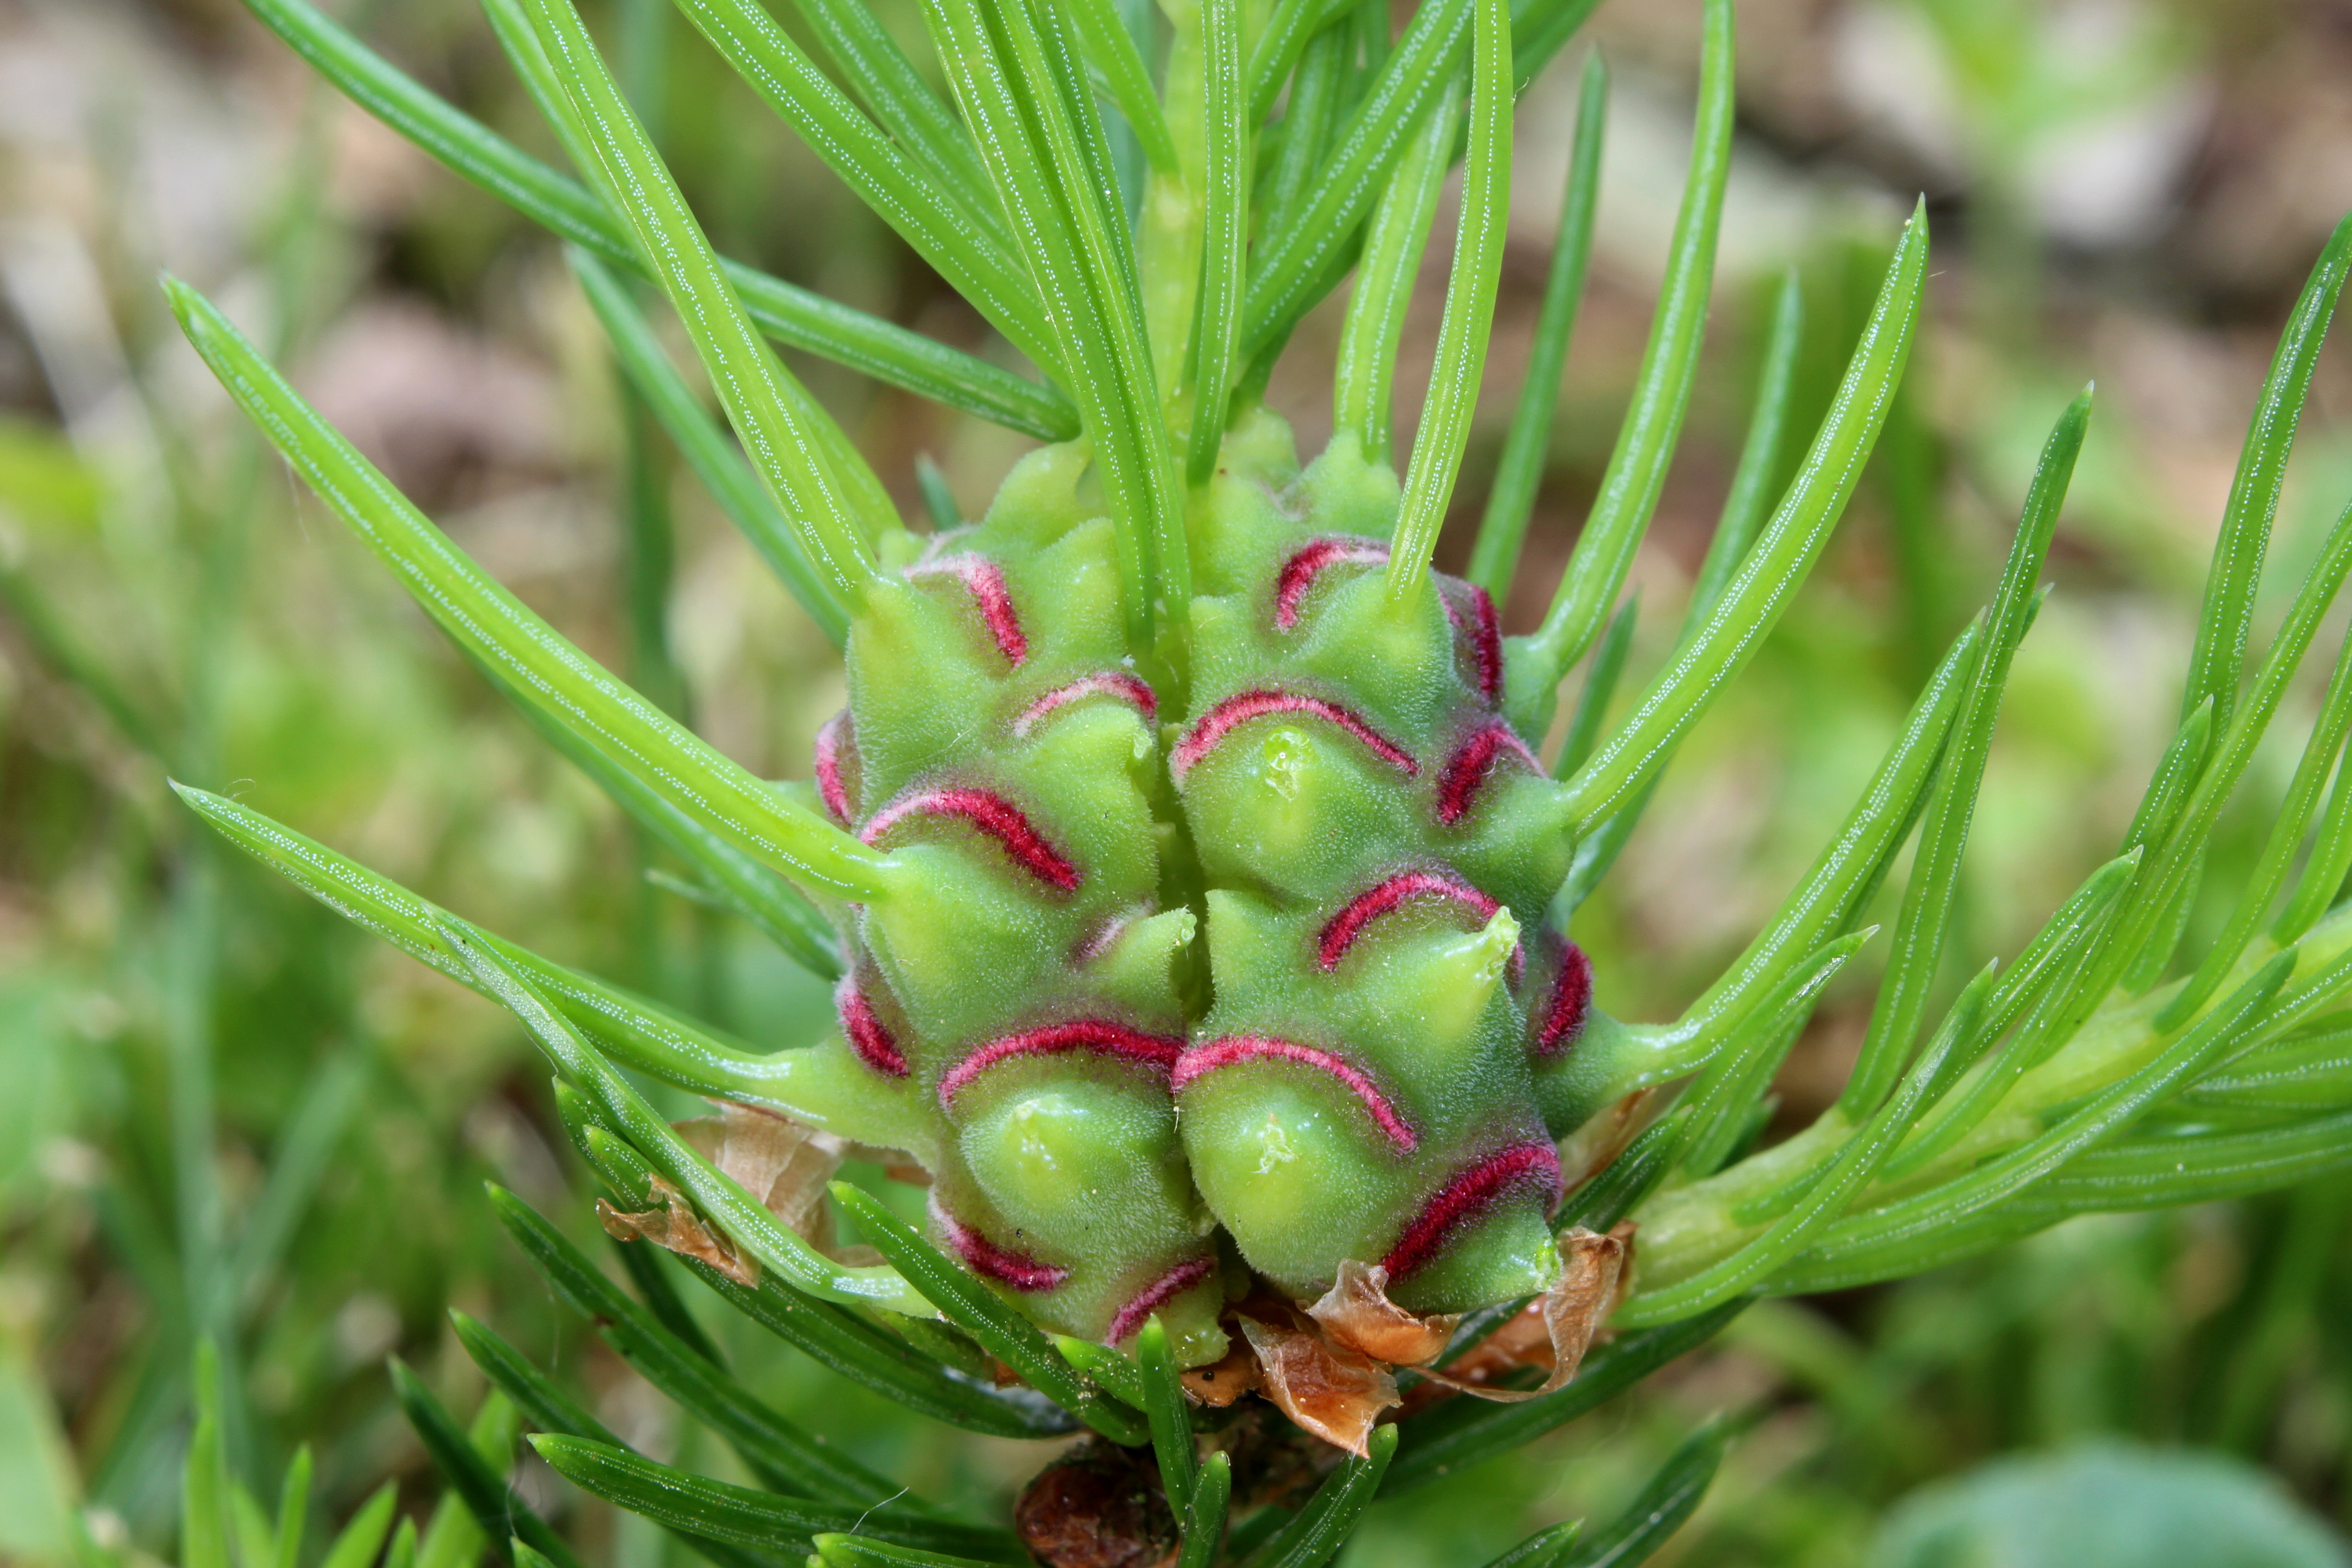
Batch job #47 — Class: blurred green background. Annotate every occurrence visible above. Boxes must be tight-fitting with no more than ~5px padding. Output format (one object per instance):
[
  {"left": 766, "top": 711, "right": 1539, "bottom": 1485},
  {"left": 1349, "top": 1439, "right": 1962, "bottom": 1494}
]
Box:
[{"left": 4, "top": 0, "right": 2352, "bottom": 1563}]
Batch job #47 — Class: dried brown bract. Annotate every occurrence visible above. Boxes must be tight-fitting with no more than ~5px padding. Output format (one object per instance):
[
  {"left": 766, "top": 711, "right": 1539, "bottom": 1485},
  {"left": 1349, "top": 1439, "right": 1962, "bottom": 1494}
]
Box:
[
  {"left": 1181, "top": 1340, "right": 1263, "bottom": 1407},
  {"left": 598, "top": 1104, "right": 886, "bottom": 1282},
  {"left": 1556, "top": 1089, "right": 1660, "bottom": 1193},
  {"left": 675, "top": 1101, "right": 849, "bottom": 1247},
  {"left": 1307, "top": 1259, "right": 1461, "bottom": 1367},
  {"left": 1236, "top": 1302, "right": 1401, "bottom": 1457},
  {"left": 1430, "top": 1225, "right": 1632, "bottom": 1402},
  {"left": 1207, "top": 1227, "right": 1629, "bottom": 1451},
  {"left": 597, "top": 1174, "right": 757, "bottom": 1287}
]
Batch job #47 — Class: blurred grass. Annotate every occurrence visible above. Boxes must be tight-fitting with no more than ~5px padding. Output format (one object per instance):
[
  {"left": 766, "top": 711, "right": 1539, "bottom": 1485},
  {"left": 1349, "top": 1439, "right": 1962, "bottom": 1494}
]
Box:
[{"left": 2, "top": 0, "right": 2351, "bottom": 1563}]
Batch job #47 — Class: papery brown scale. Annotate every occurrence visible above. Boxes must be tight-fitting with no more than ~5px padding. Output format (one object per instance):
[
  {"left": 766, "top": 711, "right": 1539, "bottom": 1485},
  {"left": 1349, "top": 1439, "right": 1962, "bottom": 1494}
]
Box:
[
  {"left": 1307, "top": 1260, "right": 1461, "bottom": 1367},
  {"left": 1424, "top": 1225, "right": 1632, "bottom": 1403},
  {"left": 1181, "top": 1340, "right": 1264, "bottom": 1407},
  {"left": 1557, "top": 1088, "right": 1659, "bottom": 1192},
  {"left": 601, "top": 1106, "right": 889, "bottom": 1278},
  {"left": 597, "top": 1176, "right": 757, "bottom": 1287},
  {"left": 673, "top": 1101, "right": 847, "bottom": 1247},
  {"left": 1236, "top": 1304, "right": 1399, "bottom": 1457}
]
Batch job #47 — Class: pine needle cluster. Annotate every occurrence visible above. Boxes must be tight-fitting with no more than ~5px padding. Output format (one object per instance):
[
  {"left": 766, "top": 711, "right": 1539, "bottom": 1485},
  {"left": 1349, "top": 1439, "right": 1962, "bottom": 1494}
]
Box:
[{"left": 161, "top": 0, "right": 2352, "bottom": 1560}]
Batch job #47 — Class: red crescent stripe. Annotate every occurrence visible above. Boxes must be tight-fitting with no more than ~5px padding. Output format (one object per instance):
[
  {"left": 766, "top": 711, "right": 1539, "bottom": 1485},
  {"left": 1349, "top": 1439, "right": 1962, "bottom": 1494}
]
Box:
[
  {"left": 837, "top": 982, "right": 908, "bottom": 1078},
  {"left": 1105, "top": 1255, "right": 1220, "bottom": 1345},
  {"left": 1170, "top": 690, "right": 1417, "bottom": 784},
  {"left": 1318, "top": 871, "right": 1503, "bottom": 971},
  {"left": 1534, "top": 940, "right": 1593, "bottom": 1058},
  {"left": 936, "top": 1021, "right": 1185, "bottom": 1107},
  {"left": 1443, "top": 584, "right": 1504, "bottom": 704},
  {"left": 906, "top": 553, "right": 1028, "bottom": 666},
  {"left": 1275, "top": 541, "right": 1501, "bottom": 704},
  {"left": 1275, "top": 537, "right": 1390, "bottom": 630},
  {"left": 1011, "top": 671, "right": 1158, "bottom": 738},
  {"left": 859, "top": 788, "right": 1081, "bottom": 891},
  {"left": 1436, "top": 720, "right": 1543, "bottom": 826},
  {"left": 932, "top": 1200, "right": 1068, "bottom": 1292},
  {"left": 814, "top": 710, "right": 854, "bottom": 822},
  {"left": 1172, "top": 1036, "right": 1416, "bottom": 1152},
  {"left": 1381, "top": 1142, "right": 1566, "bottom": 1281}
]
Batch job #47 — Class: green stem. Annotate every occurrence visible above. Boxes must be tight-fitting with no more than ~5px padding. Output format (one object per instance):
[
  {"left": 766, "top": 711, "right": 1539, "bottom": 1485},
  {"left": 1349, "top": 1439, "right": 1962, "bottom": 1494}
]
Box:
[
  {"left": 2278, "top": 739, "right": 2352, "bottom": 944},
  {"left": 1837, "top": 389, "right": 2090, "bottom": 1118},
  {"left": 1462, "top": 50, "right": 1606, "bottom": 601},
  {"left": 1240, "top": 0, "right": 1471, "bottom": 358},
  {"left": 1247, "top": 0, "right": 1348, "bottom": 124},
  {"left": 2162, "top": 622, "right": 2352, "bottom": 1026},
  {"left": 1182, "top": 0, "right": 1248, "bottom": 486},
  {"left": 667, "top": 0, "right": 1065, "bottom": 372},
  {"left": 515, "top": 0, "right": 887, "bottom": 608},
  {"left": 1385, "top": 0, "right": 1509, "bottom": 606},
  {"left": 2183, "top": 212, "right": 2352, "bottom": 731},
  {"left": 1687, "top": 270, "right": 1805, "bottom": 626},
  {"left": 234, "top": 0, "right": 1076, "bottom": 437},
  {"left": 1505, "top": 0, "right": 1734, "bottom": 731},
  {"left": 165, "top": 283, "right": 891, "bottom": 900},
  {"left": 2108, "top": 491, "right": 2352, "bottom": 1005},
  {"left": 1545, "top": 270, "right": 1807, "bottom": 905},
  {"left": 1068, "top": 0, "right": 1181, "bottom": 173},
  {"left": 1635, "top": 907, "right": 2352, "bottom": 1298},
  {"left": 572, "top": 246, "right": 851, "bottom": 646},
  {"left": 770, "top": 0, "right": 998, "bottom": 210},
  {"left": 1333, "top": 90, "right": 1462, "bottom": 462},
  {"left": 1559, "top": 202, "right": 1927, "bottom": 839},
  {"left": 923, "top": 0, "right": 1185, "bottom": 662}
]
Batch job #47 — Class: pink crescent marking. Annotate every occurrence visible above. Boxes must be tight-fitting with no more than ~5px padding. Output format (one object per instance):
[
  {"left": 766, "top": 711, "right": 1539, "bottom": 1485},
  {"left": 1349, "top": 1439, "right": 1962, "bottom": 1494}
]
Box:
[
  {"left": 1317, "top": 871, "right": 1508, "bottom": 972},
  {"left": 1169, "top": 690, "right": 1417, "bottom": 786},
  {"left": 936, "top": 1020, "right": 1185, "bottom": 1108},
  {"left": 1443, "top": 584, "right": 1504, "bottom": 704},
  {"left": 1275, "top": 537, "right": 1390, "bottom": 630},
  {"left": 814, "top": 710, "right": 854, "bottom": 822},
  {"left": 906, "top": 553, "right": 1027, "bottom": 666},
  {"left": 1011, "top": 671, "right": 1159, "bottom": 739},
  {"left": 837, "top": 981, "right": 908, "bottom": 1078},
  {"left": 1535, "top": 939, "right": 1593, "bottom": 1058},
  {"left": 1381, "top": 1142, "right": 1566, "bottom": 1282},
  {"left": 1436, "top": 720, "right": 1543, "bottom": 826},
  {"left": 1275, "top": 541, "right": 1500, "bottom": 702},
  {"left": 932, "top": 1200, "right": 1068, "bottom": 1293},
  {"left": 1105, "top": 1255, "right": 1220, "bottom": 1345},
  {"left": 1171, "top": 1036, "right": 1417, "bottom": 1153},
  {"left": 859, "top": 787, "right": 1081, "bottom": 892}
]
